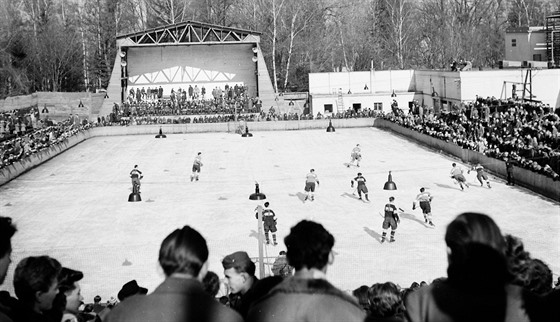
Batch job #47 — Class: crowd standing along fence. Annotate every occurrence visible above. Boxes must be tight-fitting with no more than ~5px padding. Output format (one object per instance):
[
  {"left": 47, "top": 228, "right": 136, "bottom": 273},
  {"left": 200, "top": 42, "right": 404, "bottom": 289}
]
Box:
[{"left": 374, "top": 118, "right": 560, "bottom": 202}]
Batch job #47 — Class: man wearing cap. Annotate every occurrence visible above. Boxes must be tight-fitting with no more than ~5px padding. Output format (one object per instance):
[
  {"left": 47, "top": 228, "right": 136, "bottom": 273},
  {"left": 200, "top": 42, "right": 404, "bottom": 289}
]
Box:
[
  {"left": 47, "top": 267, "right": 84, "bottom": 322},
  {"left": 106, "top": 226, "right": 242, "bottom": 322},
  {"left": 222, "top": 251, "right": 259, "bottom": 318},
  {"left": 247, "top": 220, "right": 365, "bottom": 322}
]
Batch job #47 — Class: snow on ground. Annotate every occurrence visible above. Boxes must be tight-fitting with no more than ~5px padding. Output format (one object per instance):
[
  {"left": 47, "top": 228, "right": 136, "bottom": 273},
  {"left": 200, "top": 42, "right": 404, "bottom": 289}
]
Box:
[{"left": 1, "top": 127, "right": 558, "bottom": 301}]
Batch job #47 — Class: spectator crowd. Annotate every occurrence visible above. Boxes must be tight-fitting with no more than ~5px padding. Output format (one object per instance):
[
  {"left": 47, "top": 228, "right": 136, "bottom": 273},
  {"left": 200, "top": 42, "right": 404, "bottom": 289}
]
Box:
[
  {"left": 384, "top": 96, "right": 560, "bottom": 180},
  {"left": 0, "top": 212, "right": 558, "bottom": 322},
  {"left": 1, "top": 109, "right": 94, "bottom": 170}
]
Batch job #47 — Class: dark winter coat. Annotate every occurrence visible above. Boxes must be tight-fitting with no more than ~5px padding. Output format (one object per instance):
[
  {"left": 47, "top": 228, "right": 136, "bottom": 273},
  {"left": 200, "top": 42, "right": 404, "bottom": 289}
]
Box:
[{"left": 246, "top": 277, "right": 366, "bottom": 322}]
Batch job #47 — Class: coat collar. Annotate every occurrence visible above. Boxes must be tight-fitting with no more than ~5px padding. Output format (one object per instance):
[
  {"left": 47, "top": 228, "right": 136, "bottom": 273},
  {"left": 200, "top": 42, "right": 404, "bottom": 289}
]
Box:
[
  {"left": 152, "top": 276, "right": 205, "bottom": 295},
  {"left": 262, "top": 277, "right": 361, "bottom": 308}
]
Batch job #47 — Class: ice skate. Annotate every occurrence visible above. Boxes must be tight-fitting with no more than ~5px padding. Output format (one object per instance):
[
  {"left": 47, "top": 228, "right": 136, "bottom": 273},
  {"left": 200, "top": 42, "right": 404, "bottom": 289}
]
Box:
[
  {"left": 380, "top": 237, "right": 385, "bottom": 244},
  {"left": 365, "top": 195, "right": 369, "bottom": 202},
  {"left": 389, "top": 237, "right": 395, "bottom": 243},
  {"left": 273, "top": 242, "right": 278, "bottom": 246},
  {"left": 311, "top": 196, "right": 314, "bottom": 201},
  {"left": 487, "top": 182, "right": 491, "bottom": 188},
  {"left": 428, "top": 221, "right": 435, "bottom": 228}
]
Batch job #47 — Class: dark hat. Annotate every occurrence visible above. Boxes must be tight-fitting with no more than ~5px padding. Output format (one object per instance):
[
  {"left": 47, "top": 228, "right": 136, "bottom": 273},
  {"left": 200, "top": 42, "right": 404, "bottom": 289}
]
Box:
[
  {"left": 222, "top": 251, "right": 252, "bottom": 270},
  {"left": 117, "top": 280, "right": 148, "bottom": 301},
  {"left": 58, "top": 267, "right": 84, "bottom": 291}
]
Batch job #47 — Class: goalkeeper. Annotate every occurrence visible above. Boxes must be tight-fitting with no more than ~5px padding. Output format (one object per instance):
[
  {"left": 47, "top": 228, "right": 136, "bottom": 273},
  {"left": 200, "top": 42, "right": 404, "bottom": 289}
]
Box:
[{"left": 256, "top": 202, "right": 278, "bottom": 245}]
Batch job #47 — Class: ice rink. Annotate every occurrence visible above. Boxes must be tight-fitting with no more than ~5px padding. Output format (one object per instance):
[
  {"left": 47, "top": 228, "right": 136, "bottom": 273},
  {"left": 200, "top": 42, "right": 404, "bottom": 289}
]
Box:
[{"left": 1, "top": 127, "right": 559, "bottom": 301}]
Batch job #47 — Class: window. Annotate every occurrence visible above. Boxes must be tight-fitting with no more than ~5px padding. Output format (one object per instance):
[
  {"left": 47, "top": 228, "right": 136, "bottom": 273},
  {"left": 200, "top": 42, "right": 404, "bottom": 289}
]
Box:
[
  {"left": 374, "top": 102, "right": 383, "bottom": 111},
  {"left": 533, "top": 54, "right": 542, "bottom": 61},
  {"left": 352, "top": 103, "right": 361, "bottom": 111},
  {"left": 324, "top": 104, "right": 333, "bottom": 113},
  {"left": 511, "top": 39, "right": 516, "bottom": 47}
]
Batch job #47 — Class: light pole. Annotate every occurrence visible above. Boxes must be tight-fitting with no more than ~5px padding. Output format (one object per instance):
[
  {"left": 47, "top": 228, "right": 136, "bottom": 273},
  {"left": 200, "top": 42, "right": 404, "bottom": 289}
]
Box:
[{"left": 249, "top": 183, "right": 266, "bottom": 277}]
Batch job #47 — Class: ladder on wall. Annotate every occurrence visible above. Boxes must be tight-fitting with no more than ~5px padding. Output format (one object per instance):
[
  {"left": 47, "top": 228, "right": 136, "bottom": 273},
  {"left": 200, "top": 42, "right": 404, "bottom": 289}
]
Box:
[{"left": 336, "top": 89, "right": 344, "bottom": 112}]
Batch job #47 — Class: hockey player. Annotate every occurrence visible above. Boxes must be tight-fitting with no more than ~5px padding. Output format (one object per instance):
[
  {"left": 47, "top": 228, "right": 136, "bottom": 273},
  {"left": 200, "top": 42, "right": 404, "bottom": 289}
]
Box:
[
  {"left": 304, "top": 169, "right": 319, "bottom": 201},
  {"left": 347, "top": 144, "right": 362, "bottom": 167},
  {"left": 351, "top": 172, "right": 369, "bottom": 201},
  {"left": 469, "top": 163, "right": 491, "bottom": 188},
  {"left": 130, "top": 165, "right": 143, "bottom": 193},
  {"left": 414, "top": 187, "right": 435, "bottom": 227},
  {"left": 255, "top": 202, "right": 278, "bottom": 245},
  {"left": 190, "top": 152, "right": 203, "bottom": 182},
  {"left": 450, "top": 163, "right": 469, "bottom": 191},
  {"left": 381, "top": 196, "right": 400, "bottom": 243}
]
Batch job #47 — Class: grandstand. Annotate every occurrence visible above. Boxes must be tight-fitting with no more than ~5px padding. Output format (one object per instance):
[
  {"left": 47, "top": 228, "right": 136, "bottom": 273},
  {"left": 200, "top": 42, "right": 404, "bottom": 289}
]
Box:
[{"left": 99, "top": 21, "right": 279, "bottom": 119}]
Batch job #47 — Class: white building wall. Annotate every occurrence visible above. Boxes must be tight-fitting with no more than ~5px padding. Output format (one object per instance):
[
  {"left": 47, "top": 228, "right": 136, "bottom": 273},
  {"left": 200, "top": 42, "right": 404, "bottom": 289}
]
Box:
[
  {"left": 310, "top": 69, "right": 560, "bottom": 114},
  {"left": 309, "top": 70, "right": 415, "bottom": 95},
  {"left": 505, "top": 30, "right": 547, "bottom": 62}
]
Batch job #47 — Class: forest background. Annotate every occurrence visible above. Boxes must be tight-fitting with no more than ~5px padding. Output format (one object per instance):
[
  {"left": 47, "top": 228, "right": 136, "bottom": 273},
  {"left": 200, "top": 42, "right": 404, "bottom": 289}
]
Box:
[{"left": 0, "top": 0, "right": 559, "bottom": 99}]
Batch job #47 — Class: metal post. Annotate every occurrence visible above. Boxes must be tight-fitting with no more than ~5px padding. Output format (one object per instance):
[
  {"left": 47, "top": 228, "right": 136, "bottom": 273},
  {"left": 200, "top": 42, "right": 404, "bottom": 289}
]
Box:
[{"left": 255, "top": 204, "right": 265, "bottom": 277}]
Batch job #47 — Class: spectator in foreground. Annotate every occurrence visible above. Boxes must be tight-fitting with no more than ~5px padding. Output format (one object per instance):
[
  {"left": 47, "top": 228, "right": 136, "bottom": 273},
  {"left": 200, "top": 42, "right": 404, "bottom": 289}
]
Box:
[
  {"left": 106, "top": 225, "right": 242, "bottom": 322},
  {"left": 247, "top": 220, "right": 365, "bottom": 322},
  {"left": 57, "top": 267, "right": 85, "bottom": 322},
  {"left": 352, "top": 285, "right": 371, "bottom": 314},
  {"left": 13, "top": 256, "right": 62, "bottom": 322},
  {"left": 202, "top": 271, "right": 221, "bottom": 298},
  {"left": 0, "top": 217, "right": 17, "bottom": 322},
  {"left": 221, "top": 251, "right": 259, "bottom": 318},
  {"left": 405, "top": 213, "right": 530, "bottom": 322},
  {"left": 270, "top": 250, "right": 293, "bottom": 278},
  {"left": 365, "top": 282, "right": 404, "bottom": 322}
]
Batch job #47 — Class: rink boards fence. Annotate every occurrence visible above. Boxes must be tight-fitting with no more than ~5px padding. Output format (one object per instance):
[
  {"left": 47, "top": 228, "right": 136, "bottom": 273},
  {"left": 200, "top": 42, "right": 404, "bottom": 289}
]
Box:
[
  {"left": 374, "top": 118, "right": 560, "bottom": 202},
  {"left": 1, "top": 118, "right": 558, "bottom": 202}
]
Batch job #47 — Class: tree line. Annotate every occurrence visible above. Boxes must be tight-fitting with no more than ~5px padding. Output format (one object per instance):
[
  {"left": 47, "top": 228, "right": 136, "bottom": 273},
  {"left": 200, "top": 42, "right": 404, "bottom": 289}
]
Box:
[{"left": 0, "top": 0, "right": 558, "bottom": 99}]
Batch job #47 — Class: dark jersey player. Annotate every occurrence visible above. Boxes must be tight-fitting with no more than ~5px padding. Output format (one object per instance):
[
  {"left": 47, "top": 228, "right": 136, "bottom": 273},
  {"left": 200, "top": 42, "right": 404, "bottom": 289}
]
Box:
[
  {"left": 381, "top": 196, "right": 400, "bottom": 243},
  {"left": 255, "top": 202, "right": 278, "bottom": 245},
  {"left": 351, "top": 172, "right": 369, "bottom": 201}
]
